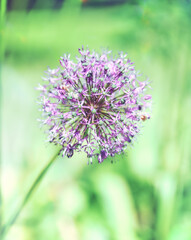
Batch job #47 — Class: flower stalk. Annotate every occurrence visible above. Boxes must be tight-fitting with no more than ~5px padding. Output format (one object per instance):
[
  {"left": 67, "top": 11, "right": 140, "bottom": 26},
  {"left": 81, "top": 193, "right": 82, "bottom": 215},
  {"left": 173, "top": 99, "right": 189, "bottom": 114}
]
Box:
[{"left": 0, "top": 150, "right": 60, "bottom": 239}]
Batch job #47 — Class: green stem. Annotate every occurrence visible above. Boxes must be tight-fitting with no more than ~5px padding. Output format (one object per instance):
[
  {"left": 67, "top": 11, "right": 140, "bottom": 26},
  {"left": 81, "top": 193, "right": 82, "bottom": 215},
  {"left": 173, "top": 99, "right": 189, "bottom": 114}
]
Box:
[
  {"left": 0, "top": 150, "right": 60, "bottom": 238},
  {"left": 0, "top": 0, "right": 7, "bottom": 232}
]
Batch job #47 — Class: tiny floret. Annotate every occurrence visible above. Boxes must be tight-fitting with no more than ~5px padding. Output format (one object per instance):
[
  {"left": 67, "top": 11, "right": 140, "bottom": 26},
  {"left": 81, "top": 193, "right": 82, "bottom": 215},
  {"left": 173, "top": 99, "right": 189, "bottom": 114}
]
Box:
[{"left": 38, "top": 47, "right": 152, "bottom": 164}]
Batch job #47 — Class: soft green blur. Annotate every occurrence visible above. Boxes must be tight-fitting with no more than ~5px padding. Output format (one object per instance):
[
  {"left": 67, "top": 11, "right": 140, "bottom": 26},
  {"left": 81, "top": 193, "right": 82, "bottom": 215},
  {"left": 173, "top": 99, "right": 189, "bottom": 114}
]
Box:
[{"left": 1, "top": 0, "right": 191, "bottom": 240}]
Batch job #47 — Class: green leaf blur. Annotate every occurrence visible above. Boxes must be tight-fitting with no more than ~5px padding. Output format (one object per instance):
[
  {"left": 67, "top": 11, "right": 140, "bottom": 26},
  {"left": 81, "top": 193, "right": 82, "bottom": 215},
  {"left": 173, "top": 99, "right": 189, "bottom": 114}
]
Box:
[{"left": 1, "top": 0, "right": 191, "bottom": 240}]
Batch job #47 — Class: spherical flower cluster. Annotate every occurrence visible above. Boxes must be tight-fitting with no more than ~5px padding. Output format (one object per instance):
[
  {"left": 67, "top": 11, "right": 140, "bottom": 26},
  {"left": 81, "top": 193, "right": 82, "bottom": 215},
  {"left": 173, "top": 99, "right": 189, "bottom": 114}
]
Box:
[{"left": 38, "top": 47, "right": 152, "bottom": 164}]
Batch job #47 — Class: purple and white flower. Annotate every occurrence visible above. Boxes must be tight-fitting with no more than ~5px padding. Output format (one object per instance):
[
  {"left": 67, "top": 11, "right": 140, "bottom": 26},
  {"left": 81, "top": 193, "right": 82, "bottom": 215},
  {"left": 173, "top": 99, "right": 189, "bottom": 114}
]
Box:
[{"left": 38, "top": 47, "right": 152, "bottom": 164}]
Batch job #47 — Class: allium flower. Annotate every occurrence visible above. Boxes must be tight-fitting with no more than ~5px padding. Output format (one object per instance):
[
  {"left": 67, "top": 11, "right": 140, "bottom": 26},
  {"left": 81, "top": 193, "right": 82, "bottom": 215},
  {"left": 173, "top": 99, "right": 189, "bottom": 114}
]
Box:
[{"left": 38, "top": 47, "right": 152, "bottom": 164}]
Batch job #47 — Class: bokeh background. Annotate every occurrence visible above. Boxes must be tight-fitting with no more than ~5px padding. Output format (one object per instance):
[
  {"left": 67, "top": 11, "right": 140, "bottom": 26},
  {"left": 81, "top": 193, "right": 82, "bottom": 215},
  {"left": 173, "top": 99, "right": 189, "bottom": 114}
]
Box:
[{"left": 1, "top": 0, "right": 191, "bottom": 239}]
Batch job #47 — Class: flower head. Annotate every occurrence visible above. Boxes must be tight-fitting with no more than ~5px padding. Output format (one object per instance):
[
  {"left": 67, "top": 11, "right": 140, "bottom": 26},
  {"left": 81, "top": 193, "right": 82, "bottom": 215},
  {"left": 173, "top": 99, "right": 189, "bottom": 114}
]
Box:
[{"left": 38, "top": 47, "right": 152, "bottom": 164}]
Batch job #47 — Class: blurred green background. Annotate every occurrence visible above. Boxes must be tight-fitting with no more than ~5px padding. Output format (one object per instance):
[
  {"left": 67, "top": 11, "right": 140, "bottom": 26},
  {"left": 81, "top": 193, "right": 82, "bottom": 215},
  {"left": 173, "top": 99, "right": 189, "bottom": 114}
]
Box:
[{"left": 1, "top": 0, "right": 191, "bottom": 239}]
